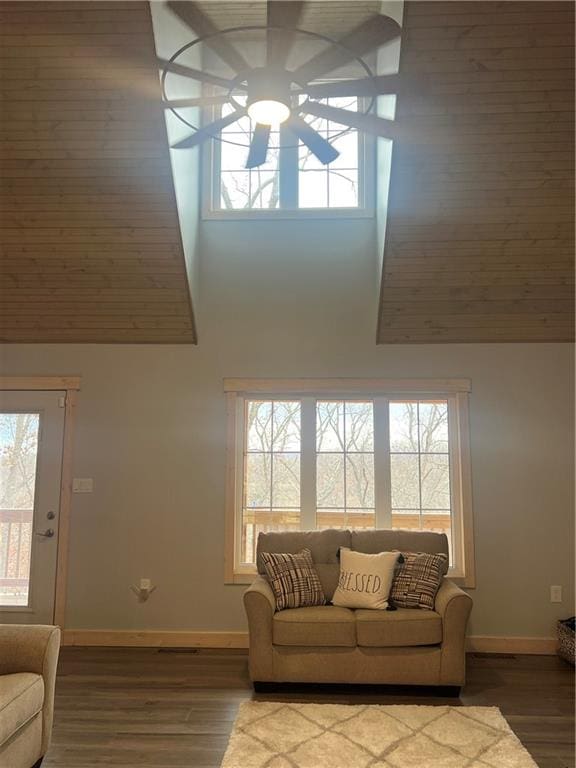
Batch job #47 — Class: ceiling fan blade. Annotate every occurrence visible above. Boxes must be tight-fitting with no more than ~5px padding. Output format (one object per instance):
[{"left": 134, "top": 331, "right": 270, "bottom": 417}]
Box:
[
  {"left": 305, "top": 74, "right": 403, "bottom": 98},
  {"left": 293, "top": 15, "right": 401, "bottom": 85},
  {"left": 287, "top": 116, "right": 339, "bottom": 165},
  {"left": 246, "top": 124, "right": 271, "bottom": 168},
  {"left": 167, "top": 1, "right": 249, "bottom": 74},
  {"left": 266, "top": 1, "right": 305, "bottom": 68},
  {"left": 158, "top": 58, "right": 240, "bottom": 90},
  {"left": 172, "top": 109, "right": 244, "bottom": 149},
  {"left": 302, "top": 102, "right": 400, "bottom": 141},
  {"left": 163, "top": 95, "right": 230, "bottom": 109}
]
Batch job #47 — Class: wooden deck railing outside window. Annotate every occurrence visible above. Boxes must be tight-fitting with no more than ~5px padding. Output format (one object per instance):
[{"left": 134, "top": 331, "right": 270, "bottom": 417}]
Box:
[
  {"left": 241, "top": 509, "right": 451, "bottom": 566},
  {"left": 0, "top": 509, "right": 32, "bottom": 604}
]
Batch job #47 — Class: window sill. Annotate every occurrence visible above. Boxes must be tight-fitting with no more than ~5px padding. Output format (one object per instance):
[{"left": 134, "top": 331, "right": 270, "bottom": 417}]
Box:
[
  {"left": 0, "top": 606, "right": 34, "bottom": 613},
  {"left": 226, "top": 571, "right": 257, "bottom": 586},
  {"left": 202, "top": 207, "right": 375, "bottom": 222},
  {"left": 450, "top": 573, "right": 476, "bottom": 590},
  {"left": 227, "top": 569, "right": 475, "bottom": 589}
]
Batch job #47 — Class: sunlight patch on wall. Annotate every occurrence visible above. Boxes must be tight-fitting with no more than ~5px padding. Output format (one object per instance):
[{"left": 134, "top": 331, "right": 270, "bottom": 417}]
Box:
[
  {"left": 376, "top": 1, "right": 404, "bottom": 296},
  {"left": 150, "top": 1, "right": 202, "bottom": 323}
]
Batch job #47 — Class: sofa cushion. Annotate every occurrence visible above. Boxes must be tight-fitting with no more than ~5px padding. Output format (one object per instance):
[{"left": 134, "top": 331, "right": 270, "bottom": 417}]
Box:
[
  {"left": 261, "top": 549, "right": 326, "bottom": 611},
  {"left": 0, "top": 672, "right": 44, "bottom": 747},
  {"left": 390, "top": 552, "right": 449, "bottom": 610},
  {"left": 256, "top": 528, "right": 350, "bottom": 575},
  {"left": 273, "top": 606, "right": 356, "bottom": 647},
  {"left": 257, "top": 530, "right": 350, "bottom": 573},
  {"left": 258, "top": 529, "right": 350, "bottom": 601},
  {"left": 351, "top": 529, "right": 449, "bottom": 559},
  {"left": 332, "top": 549, "right": 400, "bottom": 610},
  {"left": 313, "top": 564, "right": 341, "bottom": 602},
  {"left": 355, "top": 608, "right": 442, "bottom": 647}
]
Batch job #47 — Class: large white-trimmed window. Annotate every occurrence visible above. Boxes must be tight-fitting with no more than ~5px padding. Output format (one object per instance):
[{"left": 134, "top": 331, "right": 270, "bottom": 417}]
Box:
[
  {"left": 205, "top": 96, "right": 373, "bottom": 217},
  {"left": 225, "top": 379, "right": 475, "bottom": 587}
]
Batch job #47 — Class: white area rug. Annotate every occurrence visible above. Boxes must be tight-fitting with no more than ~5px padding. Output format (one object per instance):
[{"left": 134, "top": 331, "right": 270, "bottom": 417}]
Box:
[{"left": 220, "top": 702, "right": 538, "bottom": 768}]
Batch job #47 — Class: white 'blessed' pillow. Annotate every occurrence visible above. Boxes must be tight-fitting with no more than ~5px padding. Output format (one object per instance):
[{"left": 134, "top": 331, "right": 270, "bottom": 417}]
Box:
[{"left": 332, "top": 548, "right": 400, "bottom": 610}]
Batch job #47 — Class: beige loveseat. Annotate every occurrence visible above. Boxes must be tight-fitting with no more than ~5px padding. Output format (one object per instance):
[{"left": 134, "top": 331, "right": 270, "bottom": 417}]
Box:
[
  {"left": 244, "top": 529, "right": 472, "bottom": 690},
  {"left": 0, "top": 625, "right": 61, "bottom": 768}
]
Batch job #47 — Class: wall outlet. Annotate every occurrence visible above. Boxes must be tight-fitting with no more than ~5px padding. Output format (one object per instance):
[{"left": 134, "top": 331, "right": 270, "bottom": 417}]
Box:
[
  {"left": 72, "top": 478, "right": 93, "bottom": 493},
  {"left": 550, "top": 585, "right": 562, "bottom": 603}
]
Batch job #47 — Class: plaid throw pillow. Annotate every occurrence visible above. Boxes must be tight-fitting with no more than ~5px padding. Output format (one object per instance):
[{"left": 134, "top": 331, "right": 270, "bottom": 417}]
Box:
[
  {"left": 390, "top": 552, "right": 448, "bottom": 610},
  {"left": 261, "top": 549, "right": 326, "bottom": 612}
]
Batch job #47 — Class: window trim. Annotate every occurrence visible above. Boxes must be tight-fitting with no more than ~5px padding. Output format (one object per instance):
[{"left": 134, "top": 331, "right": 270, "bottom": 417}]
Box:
[
  {"left": 202, "top": 104, "right": 376, "bottom": 221},
  {"left": 224, "top": 378, "right": 475, "bottom": 588}
]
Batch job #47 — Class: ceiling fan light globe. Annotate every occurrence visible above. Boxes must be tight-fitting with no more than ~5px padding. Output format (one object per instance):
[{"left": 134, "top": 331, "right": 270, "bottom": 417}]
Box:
[{"left": 247, "top": 99, "right": 290, "bottom": 126}]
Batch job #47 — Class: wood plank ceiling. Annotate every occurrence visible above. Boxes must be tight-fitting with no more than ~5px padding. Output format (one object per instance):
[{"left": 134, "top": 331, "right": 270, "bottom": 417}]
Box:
[
  {"left": 0, "top": 1, "right": 197, "bottom": 343},
  {"left": 197, "top": 1, "right": 381, "bottom": 39},
  {"left": 0, "top": 1, "right": 378, "bottom": 344},
  {"left": 378, "top": 0, "right": 575, "bottom": 343},
  {"left": 1, "top": 1, "right": 573, "bottom": 345},
  {"left": 197, "top": 2, "right": 381, "bottom": 75}
]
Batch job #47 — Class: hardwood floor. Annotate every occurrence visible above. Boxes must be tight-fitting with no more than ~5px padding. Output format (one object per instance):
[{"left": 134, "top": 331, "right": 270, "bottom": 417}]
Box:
[{"left": 44, "top": 648, "right": 574, "bottom": 768}]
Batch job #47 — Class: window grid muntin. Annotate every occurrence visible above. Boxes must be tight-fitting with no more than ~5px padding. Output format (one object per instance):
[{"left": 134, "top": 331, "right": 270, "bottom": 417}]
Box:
[
  {"left": 388, "top": 399, "right": 453, "bottom": 560},
  {"left": 213, "top": 94, "right": 364, "bottom": 212},
  {"left": 219, "top": 127, "right": 281, "bottom": 210},
  {"left": 315, "top": 400, "right": 375, "bottom": 530},
  {"left": 241, "top": 398, "right": 302, "bottom": 564},
  {"left": 238, "top": 394, "right": 459, "bottom": 569},
  {"left": 298, "top": 96, "right": 360, "bottom": 209}
]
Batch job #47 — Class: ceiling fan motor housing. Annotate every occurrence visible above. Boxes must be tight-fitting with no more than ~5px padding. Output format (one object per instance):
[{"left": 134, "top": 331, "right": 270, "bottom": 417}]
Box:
[{"left": 246, "top": 67, "right": 293, "bottom": 114}]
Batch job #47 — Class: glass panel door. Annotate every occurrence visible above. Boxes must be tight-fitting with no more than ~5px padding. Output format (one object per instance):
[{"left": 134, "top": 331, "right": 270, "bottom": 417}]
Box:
[
  {"left": 0, "top": 413, "right": 40, "bottom": 606},
  {"left": 0, "top": 391, "right": 65, "bottom": 623}
]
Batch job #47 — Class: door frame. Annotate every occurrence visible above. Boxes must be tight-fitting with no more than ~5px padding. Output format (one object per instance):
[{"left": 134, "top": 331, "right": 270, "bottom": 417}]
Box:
[{"left": 0, "top": 376, "right": 80, "bottom": 628}]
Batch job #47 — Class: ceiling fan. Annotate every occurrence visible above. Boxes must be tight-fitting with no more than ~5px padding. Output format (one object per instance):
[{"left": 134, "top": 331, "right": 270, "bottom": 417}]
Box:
[{"left": 159, "top": 1, "right": 403, "bottom": 169}]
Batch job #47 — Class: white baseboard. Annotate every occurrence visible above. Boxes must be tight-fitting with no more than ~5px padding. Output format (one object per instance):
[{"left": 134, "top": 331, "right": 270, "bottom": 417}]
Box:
[{"left": 62, "top": 629, "right": 557, "bottom": 655}]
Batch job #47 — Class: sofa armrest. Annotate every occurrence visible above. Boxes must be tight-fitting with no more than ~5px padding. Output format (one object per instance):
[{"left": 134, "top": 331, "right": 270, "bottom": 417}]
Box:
[
  {"left": 435, "top": 579, "right": 472, "bottom": 685},
  {"left": 243, "top": 576, "right": 275, "bottom": 681},
  {"left": 244, "top": 575, "right": 276, "bottom": 614},
  {"left": 0, "top": 624, "right": 61, "bottom": 756},
  {"left": 435, "top": 578, "right": 472, "bottom": 619}
]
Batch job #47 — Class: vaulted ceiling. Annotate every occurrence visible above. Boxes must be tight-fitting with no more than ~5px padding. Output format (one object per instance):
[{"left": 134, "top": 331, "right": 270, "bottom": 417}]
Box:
[
  {"left": 197, "top": 1, "right": 380, "bottom": 36},
  {"left": 0, "top": 1, "right": 197, "bottom": 343},
  {"left": 378, "top": 0, "right": 575, "bottom": 343},
  {"left": 0, "top": 1, "right": 574, "bottom": 345},
  {"left": 0, "top": 1, "right": 382, "bottom": 344}
]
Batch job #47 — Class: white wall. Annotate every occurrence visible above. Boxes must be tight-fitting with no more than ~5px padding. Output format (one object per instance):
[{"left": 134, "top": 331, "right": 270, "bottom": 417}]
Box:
[{"left": 0, "top": 216, "right": 573, "bottom": 639}]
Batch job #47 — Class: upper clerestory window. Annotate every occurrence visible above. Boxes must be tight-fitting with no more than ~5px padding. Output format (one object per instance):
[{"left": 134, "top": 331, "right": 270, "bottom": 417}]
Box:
[{"left": 204, "top": 94, "right": 373, "bottom": 218}]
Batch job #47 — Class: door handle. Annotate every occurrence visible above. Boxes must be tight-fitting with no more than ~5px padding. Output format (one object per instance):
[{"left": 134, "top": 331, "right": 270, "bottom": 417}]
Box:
[{"left": 35, "top": 528, "right": 54, "bottom": 538}]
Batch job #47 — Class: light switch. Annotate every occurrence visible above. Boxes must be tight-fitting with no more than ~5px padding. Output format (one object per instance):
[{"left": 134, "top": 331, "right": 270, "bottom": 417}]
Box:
[
  {"left": 72, "top": 478, "right": 93, "bottom": 493},
  {"left": 550, "top": 585, "right": 563, "bottom": 603}
]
